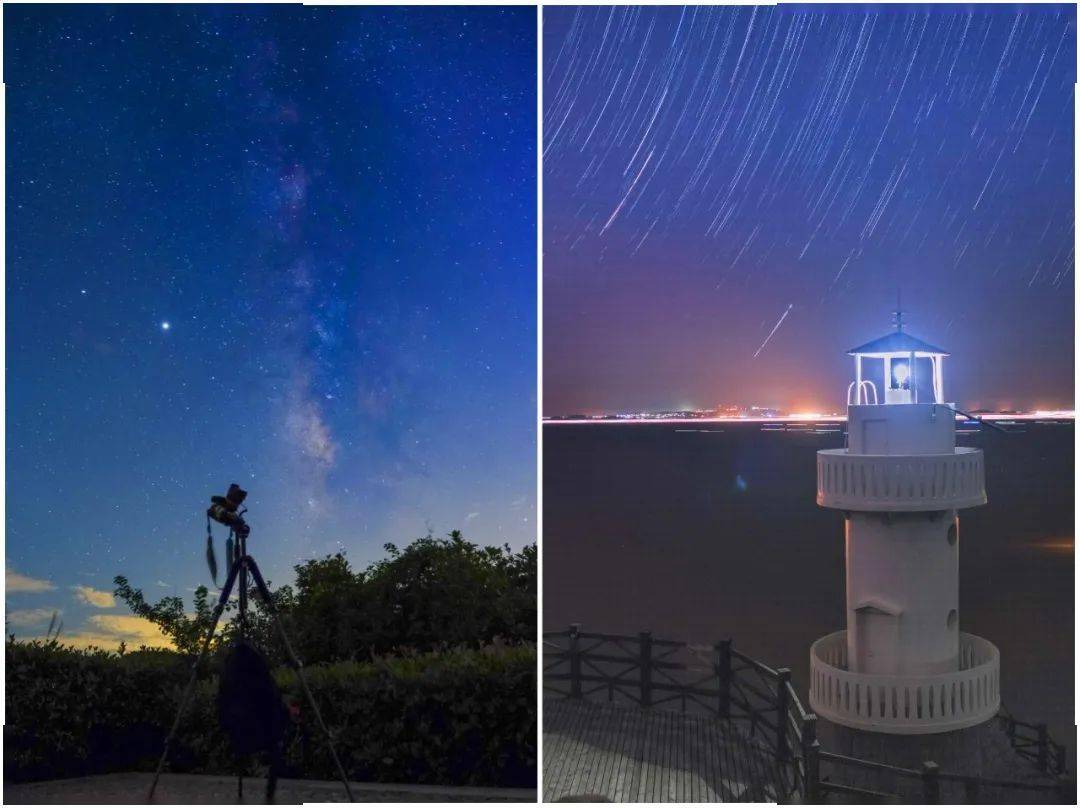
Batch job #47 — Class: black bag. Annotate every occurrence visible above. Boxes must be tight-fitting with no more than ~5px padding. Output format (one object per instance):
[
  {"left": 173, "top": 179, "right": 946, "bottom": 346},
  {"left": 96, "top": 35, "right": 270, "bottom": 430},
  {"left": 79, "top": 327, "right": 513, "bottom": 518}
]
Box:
[{"left": 218, "top": 639, "right": 288, "bottom": 799}]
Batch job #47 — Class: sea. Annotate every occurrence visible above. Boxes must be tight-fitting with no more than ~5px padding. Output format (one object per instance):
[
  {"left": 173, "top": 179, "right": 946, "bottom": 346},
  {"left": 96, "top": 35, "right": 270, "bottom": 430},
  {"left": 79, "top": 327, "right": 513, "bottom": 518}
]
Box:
[{"left": 542, "top": 419, "right": 1074, "bottom": 752}]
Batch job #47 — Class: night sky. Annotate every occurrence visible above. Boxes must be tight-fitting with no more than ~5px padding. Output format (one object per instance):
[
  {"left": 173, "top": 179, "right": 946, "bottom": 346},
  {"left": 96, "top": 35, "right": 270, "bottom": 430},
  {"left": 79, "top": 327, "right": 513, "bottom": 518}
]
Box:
[
  {"left": 544, "top": 4, "right": 1074, "bottom": 416},
  {"left": 6, "top": 5, "right": 536, "bottom": 648}
]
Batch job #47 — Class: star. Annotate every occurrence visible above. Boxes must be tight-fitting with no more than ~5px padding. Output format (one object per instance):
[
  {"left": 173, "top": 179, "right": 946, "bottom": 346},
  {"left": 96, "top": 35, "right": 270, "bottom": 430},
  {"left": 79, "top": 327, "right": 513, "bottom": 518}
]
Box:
[{"left": 160, "top": 321, "right": 170, "bottom": 332}]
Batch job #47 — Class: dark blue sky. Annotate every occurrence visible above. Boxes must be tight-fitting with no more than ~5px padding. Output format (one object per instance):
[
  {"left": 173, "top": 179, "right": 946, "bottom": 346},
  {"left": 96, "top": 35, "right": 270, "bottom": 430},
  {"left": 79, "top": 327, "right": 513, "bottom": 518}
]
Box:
[
  {"left": 544, "top": 4, "right": 1074, "bottom": 416},
  {"left": 6, "top": 5, "right": 536, "bottom": 647}
]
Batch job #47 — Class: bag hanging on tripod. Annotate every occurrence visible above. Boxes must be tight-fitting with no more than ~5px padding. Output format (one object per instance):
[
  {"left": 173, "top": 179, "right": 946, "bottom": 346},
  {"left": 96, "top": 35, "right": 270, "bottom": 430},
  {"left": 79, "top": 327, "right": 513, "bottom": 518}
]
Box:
[{"left": 218, "top": 638, "right": 288, "bottom": 800}]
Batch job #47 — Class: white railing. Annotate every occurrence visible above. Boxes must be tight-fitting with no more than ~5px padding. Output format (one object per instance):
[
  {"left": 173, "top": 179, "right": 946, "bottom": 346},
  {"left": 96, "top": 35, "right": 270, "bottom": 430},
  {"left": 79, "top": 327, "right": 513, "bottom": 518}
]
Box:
[
  {"left": 809, "top": 631, "right": 1000, "bottom": 734},
  {"left": 847, "top": 380, "right": 879, "bottom": 405},
  {"left": 817, "top": 448, "right": 986, "bottom": 511}
]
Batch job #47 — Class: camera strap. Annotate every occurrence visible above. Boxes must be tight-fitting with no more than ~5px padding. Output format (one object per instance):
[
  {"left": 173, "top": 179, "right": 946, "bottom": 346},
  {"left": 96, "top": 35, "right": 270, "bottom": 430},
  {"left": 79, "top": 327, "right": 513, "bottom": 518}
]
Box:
[{"left": 205, "top": 515, "right": 218, "bottom": 586}]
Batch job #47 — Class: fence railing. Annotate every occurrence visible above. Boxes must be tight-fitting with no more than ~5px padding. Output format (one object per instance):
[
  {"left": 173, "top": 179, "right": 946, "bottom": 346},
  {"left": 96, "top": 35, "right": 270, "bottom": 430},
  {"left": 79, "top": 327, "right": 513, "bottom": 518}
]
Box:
[
  {"left": 543, "top": 625, "right": 1074, "bottom": 804},
  {"left": 1000, "top": 704, "right": 1070, "bottom": 777}
]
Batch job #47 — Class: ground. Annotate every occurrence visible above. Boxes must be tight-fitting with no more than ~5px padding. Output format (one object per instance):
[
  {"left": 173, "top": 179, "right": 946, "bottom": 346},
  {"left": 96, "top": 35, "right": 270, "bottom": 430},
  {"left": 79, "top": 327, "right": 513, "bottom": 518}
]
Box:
[
  {"left": 543, "top": 697, "right": 787, "bottom": 802},
  {"left": 3, "top": 772, "right": 536, "bottom": 804}
]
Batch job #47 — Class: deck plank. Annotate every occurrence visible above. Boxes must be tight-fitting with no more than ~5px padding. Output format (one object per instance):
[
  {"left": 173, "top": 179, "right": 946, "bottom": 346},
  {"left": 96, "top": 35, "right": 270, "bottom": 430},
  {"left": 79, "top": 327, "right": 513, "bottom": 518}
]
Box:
[
  {"left": 543, "top": 698, "right": 786, "bottom": 803},
  {"left": 699, "top": 710, "right": 714, "bottom": 802},
  {"left": 613, "top": 703, "right": 641, "bottom": 801},
  {"left": 547, "top": 699, "right": 578, "bottom": 799},
  {"left": 552, "top": 698, "right": 590, "bottom": 799},
  {"left": 695, "top": 711, "right": 709, "bottom": 802}
]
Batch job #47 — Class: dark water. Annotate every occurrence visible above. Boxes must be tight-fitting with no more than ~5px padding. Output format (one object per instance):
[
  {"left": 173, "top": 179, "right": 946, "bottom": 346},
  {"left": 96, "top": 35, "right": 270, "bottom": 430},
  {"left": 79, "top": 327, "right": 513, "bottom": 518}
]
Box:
[{"left": 543, "top": 421, "right": 1074, "bottom": 750}]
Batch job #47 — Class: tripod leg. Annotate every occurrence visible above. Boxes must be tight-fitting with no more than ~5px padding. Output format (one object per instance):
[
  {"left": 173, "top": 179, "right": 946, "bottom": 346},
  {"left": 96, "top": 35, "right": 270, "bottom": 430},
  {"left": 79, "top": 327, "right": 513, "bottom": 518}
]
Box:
[
  {"left": 147, "top": 560, "right": 241, "bottom": 802},
  {"left": 245, "top": 557, "right": 356, "bottom": 802}
]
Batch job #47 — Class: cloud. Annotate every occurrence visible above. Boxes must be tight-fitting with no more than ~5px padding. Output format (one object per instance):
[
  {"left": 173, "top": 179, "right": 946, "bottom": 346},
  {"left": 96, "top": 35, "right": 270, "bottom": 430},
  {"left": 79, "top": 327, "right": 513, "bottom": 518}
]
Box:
[
  {"left": 71, "top": 585, "right": 115, "bottom": 608},
  {"left": 7, "top": 608, "right": 60, "bottom": 627},
  {"left": 6, "top": 568, "right": 56, "bottom": 593},
  {"left": 89, "top": 615, "right": 170, "bottom": 644},
  {"left": 42, "top": 615, "right": 174, "bottom": 651},
  {"left": 466, "top": 512, "right": 480, "bottom": 523}
]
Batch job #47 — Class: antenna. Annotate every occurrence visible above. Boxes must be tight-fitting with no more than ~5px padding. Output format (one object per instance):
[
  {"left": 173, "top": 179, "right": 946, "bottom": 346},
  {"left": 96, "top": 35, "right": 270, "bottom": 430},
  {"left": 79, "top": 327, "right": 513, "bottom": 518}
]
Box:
[{"left": 892, "top": 288, "right": 905, "bottom": 332}]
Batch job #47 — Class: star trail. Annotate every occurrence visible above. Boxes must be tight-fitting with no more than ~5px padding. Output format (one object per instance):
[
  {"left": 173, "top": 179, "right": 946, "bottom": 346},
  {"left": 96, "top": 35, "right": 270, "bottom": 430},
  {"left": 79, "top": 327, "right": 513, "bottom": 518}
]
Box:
[
  {"left": 544, "top": 4, "right": 1074, "bottom": 416},
  {"left": 6, "top": 5, "right": 536, "bottom": 648}
]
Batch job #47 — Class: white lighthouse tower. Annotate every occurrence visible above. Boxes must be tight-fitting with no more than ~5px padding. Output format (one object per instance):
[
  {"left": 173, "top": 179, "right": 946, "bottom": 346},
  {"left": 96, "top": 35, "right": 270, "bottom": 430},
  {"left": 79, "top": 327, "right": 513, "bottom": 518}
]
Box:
[{"left": 809, "top": 314, "right": 1000, "bottom": 735}]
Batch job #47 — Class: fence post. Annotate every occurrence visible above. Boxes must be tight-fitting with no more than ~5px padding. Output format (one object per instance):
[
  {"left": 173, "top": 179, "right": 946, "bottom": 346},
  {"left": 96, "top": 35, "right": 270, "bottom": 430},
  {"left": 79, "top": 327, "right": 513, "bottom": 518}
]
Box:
[
  {"left": 921, "top": 761, "right": 940, "bottom": 804},
  {"left": 1057, "top": 777, "right": 1076, "bottom": 805},
  {"left": 1037, "top": 723, "right": 1049, "bottom": 771},
  {"left": 801, "top": 714, "right": 819, "bottom": 803},
  {"left": 569, "top": 623, "right": 582, "bottom": 699},
  {"left": 775, "top": 668, "right": 792, "bottom": 761},
  {"left": 715, "top": 639, "right": 732, "bottom": 719},
  {"left": 639, "top": 631, "right": 653, "bottom": 707},
  {"left": 963, "top": 778, "right": 979, "bottom": 803}
]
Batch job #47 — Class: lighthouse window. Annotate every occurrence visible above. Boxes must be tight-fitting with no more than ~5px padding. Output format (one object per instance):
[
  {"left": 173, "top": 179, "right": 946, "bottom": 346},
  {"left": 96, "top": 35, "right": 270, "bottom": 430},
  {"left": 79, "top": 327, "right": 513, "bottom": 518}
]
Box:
[
  {"left": 947, "top": 609, "right": 958, "bottom": 630},
  {"left": 947, "top": 523, "right": 958, "bottom": 547}
]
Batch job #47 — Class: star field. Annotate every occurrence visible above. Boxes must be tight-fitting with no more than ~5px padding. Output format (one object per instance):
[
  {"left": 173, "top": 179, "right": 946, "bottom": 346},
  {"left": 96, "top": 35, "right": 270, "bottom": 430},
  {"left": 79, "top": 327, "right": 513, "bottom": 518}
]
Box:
[
  {"left": 6, "top": 5, "right": 536, "bottom": 645},
  {"left": 544, "top": 4, "right": 1074, "bottom": 415}
]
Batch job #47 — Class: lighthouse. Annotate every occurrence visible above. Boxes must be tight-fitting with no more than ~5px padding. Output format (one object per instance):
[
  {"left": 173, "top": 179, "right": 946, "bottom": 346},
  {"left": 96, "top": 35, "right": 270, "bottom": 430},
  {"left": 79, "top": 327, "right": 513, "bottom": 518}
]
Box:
[{"left": 809, "top": 315, "right": 1000, "bottom": 735}]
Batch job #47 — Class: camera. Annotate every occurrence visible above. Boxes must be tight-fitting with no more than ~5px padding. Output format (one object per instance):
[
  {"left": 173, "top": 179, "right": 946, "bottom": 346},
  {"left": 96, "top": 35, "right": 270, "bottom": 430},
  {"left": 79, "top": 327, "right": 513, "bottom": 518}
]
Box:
[{"left": 208, "top": 483, "right": 249, "bottom": 538}]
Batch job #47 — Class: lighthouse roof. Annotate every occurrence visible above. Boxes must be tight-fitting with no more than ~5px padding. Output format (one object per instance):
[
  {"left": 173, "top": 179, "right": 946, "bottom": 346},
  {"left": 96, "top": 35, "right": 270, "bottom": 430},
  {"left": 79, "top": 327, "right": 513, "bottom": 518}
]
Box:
[{"left": 847, "top": 330, "right": 949, "bottom": 357}]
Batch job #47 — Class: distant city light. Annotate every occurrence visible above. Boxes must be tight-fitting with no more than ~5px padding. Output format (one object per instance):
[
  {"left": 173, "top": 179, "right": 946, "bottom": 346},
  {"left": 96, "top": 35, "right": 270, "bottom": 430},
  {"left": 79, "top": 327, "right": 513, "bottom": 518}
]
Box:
[{"left": 544, "top": 408, "right": 1073, "bottom": 425}]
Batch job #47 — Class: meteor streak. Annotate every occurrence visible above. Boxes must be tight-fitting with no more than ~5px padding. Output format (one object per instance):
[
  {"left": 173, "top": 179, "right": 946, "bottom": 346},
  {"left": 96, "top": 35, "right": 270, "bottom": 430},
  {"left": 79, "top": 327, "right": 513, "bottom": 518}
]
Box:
[{"left": 753, "top": 303, "right": 793, "bottom": 359}]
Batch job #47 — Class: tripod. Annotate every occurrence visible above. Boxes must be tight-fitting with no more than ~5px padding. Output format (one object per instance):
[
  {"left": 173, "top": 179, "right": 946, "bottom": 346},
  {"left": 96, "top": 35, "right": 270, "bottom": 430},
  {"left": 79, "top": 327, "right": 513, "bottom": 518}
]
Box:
[{"left": 148, "top": 519, "right": 355, "bottom": 803}]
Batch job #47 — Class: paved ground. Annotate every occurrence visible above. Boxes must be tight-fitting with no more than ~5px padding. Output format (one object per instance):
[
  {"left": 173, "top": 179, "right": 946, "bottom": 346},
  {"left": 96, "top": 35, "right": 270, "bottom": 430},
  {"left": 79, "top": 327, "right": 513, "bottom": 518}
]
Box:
[
  {"left": 543, "top": 698, "right": 786, "bottom": 802},
  {"left": 3, "top": 772, "right": 536, "bottom": 804}
]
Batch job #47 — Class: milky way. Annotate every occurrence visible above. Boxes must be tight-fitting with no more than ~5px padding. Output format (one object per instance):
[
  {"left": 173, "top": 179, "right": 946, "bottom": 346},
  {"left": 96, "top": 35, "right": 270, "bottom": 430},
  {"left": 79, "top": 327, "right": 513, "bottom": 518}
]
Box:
[
  {"left": 6, "top": 5, "right": 536, "bottom": 647},
  {"left": 544, "top": 4, "right": 1074, "bottom": 415}
]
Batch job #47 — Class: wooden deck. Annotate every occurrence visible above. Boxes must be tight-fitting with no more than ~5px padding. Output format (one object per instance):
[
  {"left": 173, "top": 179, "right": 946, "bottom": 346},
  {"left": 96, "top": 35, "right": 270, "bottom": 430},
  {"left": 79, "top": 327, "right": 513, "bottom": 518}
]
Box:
[{"left": 543, "top": 698, "right": 788, "bottom": 802}]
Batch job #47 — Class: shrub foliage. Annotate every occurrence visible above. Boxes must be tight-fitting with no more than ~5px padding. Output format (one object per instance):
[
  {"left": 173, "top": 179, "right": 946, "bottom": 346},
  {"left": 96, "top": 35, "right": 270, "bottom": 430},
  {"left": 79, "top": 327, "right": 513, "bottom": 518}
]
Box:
[
  {"left": 113, "top": 531, "right": 536, "bottom": 666},
  {"left": 4, "top": 640, "right": 535, "bottom": 787},
  {"left": 6, "top": 533, "right": 537, "bottom": 787}
]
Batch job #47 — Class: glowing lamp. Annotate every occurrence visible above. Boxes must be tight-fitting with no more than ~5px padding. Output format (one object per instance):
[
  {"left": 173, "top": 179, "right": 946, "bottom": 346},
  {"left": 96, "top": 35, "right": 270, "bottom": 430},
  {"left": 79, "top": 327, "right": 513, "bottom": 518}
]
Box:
[{"left": 845, "top": 317, "right": 948, "bottom": 406}]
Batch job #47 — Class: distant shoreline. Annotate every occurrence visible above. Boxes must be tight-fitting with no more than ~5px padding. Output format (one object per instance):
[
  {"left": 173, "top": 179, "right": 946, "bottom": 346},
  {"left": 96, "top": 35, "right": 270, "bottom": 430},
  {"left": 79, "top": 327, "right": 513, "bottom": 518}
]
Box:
[{"left": 543, "top": 412, "right": 1075, "bottom": 425}]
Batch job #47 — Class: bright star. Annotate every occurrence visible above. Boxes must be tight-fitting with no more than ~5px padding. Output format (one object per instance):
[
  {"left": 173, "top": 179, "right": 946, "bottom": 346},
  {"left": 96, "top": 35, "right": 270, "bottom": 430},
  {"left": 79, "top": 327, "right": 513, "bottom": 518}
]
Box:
[{"left": 160, "top": 321, "right": 171, "bottom": 331}]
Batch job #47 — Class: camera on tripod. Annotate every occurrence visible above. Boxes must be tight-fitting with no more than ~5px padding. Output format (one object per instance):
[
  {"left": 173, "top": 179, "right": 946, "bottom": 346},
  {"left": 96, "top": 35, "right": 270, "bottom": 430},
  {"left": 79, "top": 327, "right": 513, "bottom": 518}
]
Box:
[
  {"left": 151, "top": 482, "right": 355, "bottom": 803},
  {"left": 152, "top": 483, "right": 352, "bottom": 803},
  {"left": 208, "top": 483, "right": 250, "bottom": 538}
]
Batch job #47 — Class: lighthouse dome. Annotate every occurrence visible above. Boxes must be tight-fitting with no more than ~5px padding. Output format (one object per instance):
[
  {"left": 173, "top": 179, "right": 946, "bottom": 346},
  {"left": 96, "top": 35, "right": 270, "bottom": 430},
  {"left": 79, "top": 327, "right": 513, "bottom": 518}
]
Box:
[{"left": 848, "top": 330, "right": 948, "bottom": 357}]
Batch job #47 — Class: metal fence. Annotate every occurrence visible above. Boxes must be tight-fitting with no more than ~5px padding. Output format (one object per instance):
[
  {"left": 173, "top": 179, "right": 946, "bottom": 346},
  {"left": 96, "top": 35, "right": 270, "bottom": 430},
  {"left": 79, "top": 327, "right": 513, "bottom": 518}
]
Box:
[
  {"left": 1000, "top": 704, "right": 1070, "bottom": 777},
  {"left": 543, "top": 625, "right": 1074, "bottom": 804}
]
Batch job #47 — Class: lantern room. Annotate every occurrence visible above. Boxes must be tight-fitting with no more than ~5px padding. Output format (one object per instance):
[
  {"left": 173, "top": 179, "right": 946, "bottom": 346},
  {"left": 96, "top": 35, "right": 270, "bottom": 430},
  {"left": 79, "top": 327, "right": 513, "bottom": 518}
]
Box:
[{"left": 847, "top": 328, "right": 948, "bottom": 406}]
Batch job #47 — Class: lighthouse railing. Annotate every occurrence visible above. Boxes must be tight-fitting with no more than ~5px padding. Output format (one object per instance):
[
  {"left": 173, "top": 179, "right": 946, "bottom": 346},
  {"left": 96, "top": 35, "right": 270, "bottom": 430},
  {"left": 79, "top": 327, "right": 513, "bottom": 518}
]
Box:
[
  {"left": 816, "top": 447, "right": 987, "bottom": 511},
  {"left": 809, "top": 630, "right": 1003, "bottom": 733}
]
